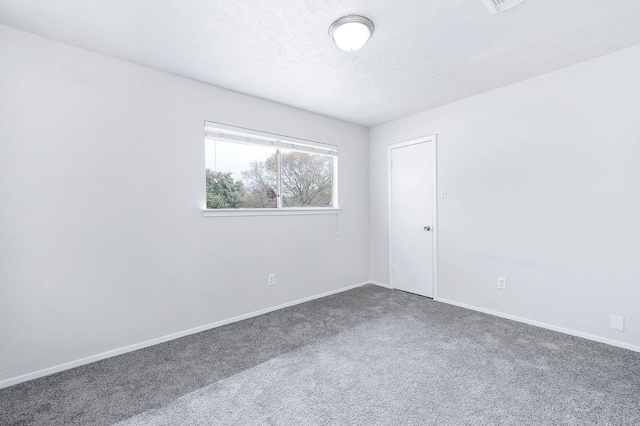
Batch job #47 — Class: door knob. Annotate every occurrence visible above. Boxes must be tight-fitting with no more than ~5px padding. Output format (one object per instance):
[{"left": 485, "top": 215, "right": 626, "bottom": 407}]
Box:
[{"left": 424, "top": 226, "right": 431, "bottom": 231}]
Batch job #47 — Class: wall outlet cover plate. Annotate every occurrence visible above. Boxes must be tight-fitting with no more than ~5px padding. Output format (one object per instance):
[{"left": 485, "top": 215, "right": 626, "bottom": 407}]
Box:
[
  {"left": 611, "top": 315, "right": 624, "bottom": 331},
  {"left": 497, "top": 276, "right": 507, "bottom": 290}
]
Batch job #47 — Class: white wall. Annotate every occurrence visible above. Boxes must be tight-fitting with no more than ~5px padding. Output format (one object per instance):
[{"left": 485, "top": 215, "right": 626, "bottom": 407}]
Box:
[
  {"left": 0, "top": 25, "right": 369, "bottom": 383},
  {"left": 370, "top": 44, "right": 640, "bottom": 349}
]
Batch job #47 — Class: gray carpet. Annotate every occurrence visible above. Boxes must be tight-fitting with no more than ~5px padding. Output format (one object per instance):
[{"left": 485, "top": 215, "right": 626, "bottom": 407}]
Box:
[{"left": 1, "top": 285, "right": 639, "bottom": 425}]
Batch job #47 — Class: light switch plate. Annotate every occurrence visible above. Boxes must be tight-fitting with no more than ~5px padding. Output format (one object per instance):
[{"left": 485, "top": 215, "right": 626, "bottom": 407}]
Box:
[{"left": 440, "top": 190, "right": 447, "bottom": 199}]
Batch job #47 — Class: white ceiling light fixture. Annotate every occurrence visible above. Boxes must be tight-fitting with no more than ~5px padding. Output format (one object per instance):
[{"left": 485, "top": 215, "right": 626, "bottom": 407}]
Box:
[{"left": 329, "top": 15, "right": 375, "bottom": 52}]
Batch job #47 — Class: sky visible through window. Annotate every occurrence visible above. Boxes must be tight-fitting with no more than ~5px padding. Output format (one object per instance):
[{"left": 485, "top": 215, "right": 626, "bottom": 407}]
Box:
[{"left": 205, "top": 139, "right": 273, "bottom": 181}]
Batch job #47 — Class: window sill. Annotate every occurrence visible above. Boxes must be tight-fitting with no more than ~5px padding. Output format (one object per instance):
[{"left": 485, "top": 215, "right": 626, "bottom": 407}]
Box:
[{"left": 202, "top": 208, "right": 342, "bottom": 217}]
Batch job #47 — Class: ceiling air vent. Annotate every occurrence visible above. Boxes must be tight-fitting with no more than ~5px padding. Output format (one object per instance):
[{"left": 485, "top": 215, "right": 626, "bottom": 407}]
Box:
[{"left": 481, "top": 0, "right": 524, "bottom": 14}]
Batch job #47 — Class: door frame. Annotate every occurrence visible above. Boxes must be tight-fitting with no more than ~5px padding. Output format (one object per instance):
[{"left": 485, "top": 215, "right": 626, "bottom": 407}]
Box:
[{"left": 388, "top": 135, "right": 438, "bottom": 299}]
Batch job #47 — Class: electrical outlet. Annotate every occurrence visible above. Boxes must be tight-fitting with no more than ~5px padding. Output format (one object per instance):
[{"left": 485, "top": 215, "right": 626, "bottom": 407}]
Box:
[
  {"left": 611, "top": 315, "right": 624, "bottom": 331},
  {"left": 268, "top": 274, "right": 276, "bottom": 286},
  {"left": 497, "top": 276, "right": 507, "bottom": 290}
]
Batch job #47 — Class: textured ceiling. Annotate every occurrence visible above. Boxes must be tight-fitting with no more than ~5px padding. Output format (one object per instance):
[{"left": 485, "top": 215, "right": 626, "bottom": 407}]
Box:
[{"left": 1, "top": 0, "right": 639, "bottom": 127}]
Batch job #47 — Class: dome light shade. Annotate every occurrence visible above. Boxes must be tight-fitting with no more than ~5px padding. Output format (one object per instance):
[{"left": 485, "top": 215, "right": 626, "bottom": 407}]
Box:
[{"left": 329, "top": 15, "right": 374, "bottom": 52}]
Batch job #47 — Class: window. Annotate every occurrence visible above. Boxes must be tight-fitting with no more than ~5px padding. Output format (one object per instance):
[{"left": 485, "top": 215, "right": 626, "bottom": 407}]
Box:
[{"left": 204, "top": 122, "right": 338, "bottom": 215}]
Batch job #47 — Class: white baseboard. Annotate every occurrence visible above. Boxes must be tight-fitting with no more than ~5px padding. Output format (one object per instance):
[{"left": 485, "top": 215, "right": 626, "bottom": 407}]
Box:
[
  {"left": 369, "top": 280, "right": 393, "bottom": 289},
  {"left": 0, "top": 281, "right": 371, "bottom": 390},
  {"left": 436, "top": 297, "right": 640, "bottom": 353}
]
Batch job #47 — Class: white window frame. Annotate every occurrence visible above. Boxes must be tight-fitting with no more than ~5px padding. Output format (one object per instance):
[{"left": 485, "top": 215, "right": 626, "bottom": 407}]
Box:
[{"left": 202, "top": 122, "right": 340, "bottom": 217}]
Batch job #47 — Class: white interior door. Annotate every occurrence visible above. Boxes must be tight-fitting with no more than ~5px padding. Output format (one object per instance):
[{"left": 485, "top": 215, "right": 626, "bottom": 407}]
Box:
[{"left": 389, "top": 138, "right": 435, "bottom": 297}]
